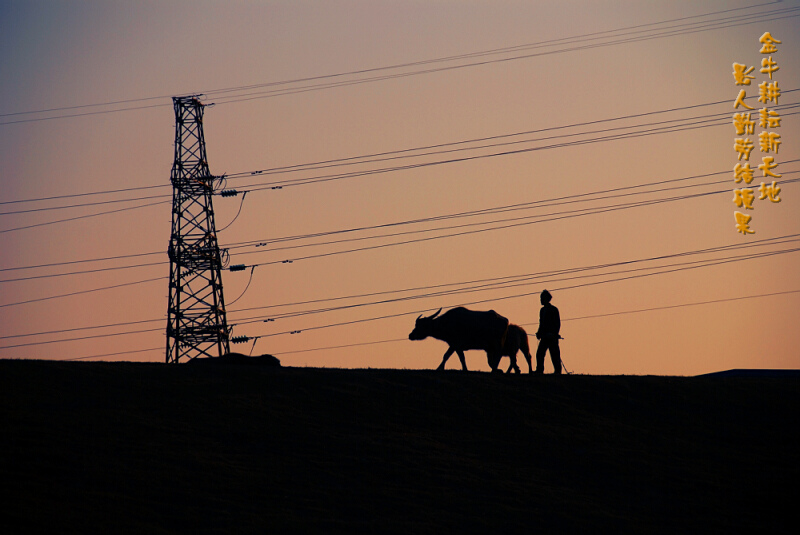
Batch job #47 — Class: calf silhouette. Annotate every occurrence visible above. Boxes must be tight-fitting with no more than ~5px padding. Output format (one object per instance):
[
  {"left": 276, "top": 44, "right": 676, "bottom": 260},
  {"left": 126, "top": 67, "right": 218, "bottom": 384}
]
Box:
[{"left": 499, "top": 324, "right": 534, "bottom": 374}]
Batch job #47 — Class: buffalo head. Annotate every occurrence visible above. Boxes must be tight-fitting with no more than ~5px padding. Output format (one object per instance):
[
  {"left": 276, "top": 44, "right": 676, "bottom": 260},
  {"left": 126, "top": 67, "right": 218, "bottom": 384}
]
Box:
[{"left": 408, "top": 308, "right": 442, "bottom": 340}]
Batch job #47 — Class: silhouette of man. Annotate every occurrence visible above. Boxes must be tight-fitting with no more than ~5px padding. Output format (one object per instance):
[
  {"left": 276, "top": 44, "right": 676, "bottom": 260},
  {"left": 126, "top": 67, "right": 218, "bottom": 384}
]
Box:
[{"left": 535, "top": 289, "right": 561, "bottom": 374}]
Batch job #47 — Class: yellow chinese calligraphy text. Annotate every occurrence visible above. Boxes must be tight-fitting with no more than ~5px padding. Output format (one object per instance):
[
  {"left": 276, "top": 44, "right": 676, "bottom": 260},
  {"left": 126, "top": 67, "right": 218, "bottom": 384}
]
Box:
[
  {"left": 760, "top": 56, "right": 779, "bottom": 79},
  {"left": 735, "top": 212, "right": 755, "bottom": 234},
  {"left": 758, "top": 181, "right": 781, "bottom": 203},
  {"left": 759, "top": 108, "right": 781, "bottom": 128},
  {"left": 733, "top": 112, "right": 755, "bottom": 135},
  {"left": 733, "top": 63, "right": 755, "bottom": 85},
  {"left": 759, "top": 32, "right": 781, "bottom": 54},
  {"left": 758, "top": 131, "right": 781, "bottom": 154},
  {"left": 733, "top": 188, "right": 756, "bottom": 209},
  {"left": 733, "top": 90, "right": 754, "bottom": 110},
  {"left": 734, "top": 138, "right": 754, "bottom": 160},
  {"left": 734, "top": 163, "right": 754, "bottom": 184},
  {"left": 758, "top": 156, "right": 781, "bottom": 178},
  {"left": 758, "top": 81, "right": 780, "bottom": 105}
]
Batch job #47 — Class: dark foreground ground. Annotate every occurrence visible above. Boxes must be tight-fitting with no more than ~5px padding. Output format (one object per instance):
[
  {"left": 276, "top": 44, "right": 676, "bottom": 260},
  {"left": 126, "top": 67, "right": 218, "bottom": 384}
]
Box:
[{"left": 2, "top": 361, "right": 798, "bottom": 534}]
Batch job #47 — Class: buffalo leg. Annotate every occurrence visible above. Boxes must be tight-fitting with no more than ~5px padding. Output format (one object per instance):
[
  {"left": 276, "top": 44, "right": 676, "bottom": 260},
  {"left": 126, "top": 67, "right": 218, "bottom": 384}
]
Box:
[
  {"left": 520, "top": 338, "right": 533, "bottom": 374},
  {"left": 456, "top": 350, "right": 468, "bottom": 371},
  {"left": 487, "top": 351, "right": 502, "bottom": 373},
  {"left": 523, "top": 350, "right": 533, "bottom": 374},
  {"left": 505, "top": 352, "right": 521, "bottom": 374},
  {"left": 437, "top": 347, "right": 455, "bottom": 370}
]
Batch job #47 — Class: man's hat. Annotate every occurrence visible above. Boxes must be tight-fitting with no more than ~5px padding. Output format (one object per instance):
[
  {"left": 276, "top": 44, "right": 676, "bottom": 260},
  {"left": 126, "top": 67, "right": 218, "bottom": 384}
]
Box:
[{"left": 541, "top": 289, "right": 552, "bottom": 302}]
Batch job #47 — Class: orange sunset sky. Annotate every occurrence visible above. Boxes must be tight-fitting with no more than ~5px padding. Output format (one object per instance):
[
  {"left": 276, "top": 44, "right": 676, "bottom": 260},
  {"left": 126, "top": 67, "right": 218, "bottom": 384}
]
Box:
[{"left": 1, "top": 0, "right": 798, "bottom": 375}]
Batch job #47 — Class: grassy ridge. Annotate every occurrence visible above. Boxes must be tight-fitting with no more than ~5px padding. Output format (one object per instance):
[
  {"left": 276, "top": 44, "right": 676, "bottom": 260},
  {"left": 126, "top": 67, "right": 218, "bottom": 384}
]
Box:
[{"left": 2, "top": 361, "right": 798, "bottom": 534}]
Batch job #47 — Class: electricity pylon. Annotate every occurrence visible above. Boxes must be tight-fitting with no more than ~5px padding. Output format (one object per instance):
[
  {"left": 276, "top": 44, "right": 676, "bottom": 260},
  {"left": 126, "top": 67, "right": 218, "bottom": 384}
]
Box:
[{"left": 166, "top": 95, "right": 230, "bottom": 363}]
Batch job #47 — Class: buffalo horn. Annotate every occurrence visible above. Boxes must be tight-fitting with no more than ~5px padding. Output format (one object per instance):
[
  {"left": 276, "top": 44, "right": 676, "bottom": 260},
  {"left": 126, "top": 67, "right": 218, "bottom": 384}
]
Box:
[{"left": 430, "top": 308, "right": 442, "bottom": 319}]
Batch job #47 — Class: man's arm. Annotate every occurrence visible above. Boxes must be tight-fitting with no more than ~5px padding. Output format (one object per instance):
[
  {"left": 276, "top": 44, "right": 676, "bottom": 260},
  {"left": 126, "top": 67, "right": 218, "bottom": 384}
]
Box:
[
  {"left": 535, "top": 307, "right": 544, "bottom": 339},
  {"left": 554, "top": 307, "right": 561, "bottom": 335}
]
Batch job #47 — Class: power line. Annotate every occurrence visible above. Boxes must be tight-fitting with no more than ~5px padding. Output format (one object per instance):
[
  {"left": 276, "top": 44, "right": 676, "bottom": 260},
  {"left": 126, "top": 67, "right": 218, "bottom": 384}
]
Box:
[
  {"left": 552, "top": 289, "right": 800, "bottom": 324},
  {"left": 0, "top": 193, "right": 169, "bottom": 216},
  {"left": 2, "top": 95, "right": 792, "bottom": 263},
  {"left": 0, "top": 200, "right": 170, "bottom": 234},
  {"left": 62, "top": 346, "right": 162, "bottom": 362},
  {"left": 0, "top": 105, "right": 790, "bottom": 230},
  {"left": 0, "top": 102, "right": 170, "bottom": 126},
  {"left": 203, "top": 1, "right": 779, "bottom": 99},
  {"left": 225, "top": 101, "right": 785, "bottom": 181},
  {"left": 0, "top": 260, "right": 165, "bottom": 283},
  {"left": 229, "top": 170, "right": 800, "bottom": 256},
  {"left": 0, "top": 184, "right": 169, "bottom": 207},
  {"left": 0, "top": 250, "right": 163, "bottom": 273},
  {"left": 0, "top": 317, "right": 163, "bottom": 341},
  {"left": 6, "top": 235, "right": 795, "bottom": 340},
  {"left": 233, "top": 109, "right": 800, "bottom": 192},
  {"left": 226, "top": 235, "right": 800, "bottom": 317},
  {"left": 229, "top": 160, "right": 800, "bottom": 248},
  {"left": 2, "top": 92, "right": 794, "bottom": 213},
  {"left": 231, "top": 246, "right": 800, "bottom": 342},
  {"left": 0, "top": 98, "right": 741, "bottom": 209},
  {"left": 269, "top": 288, "right": 800, "bottom": 357},
  {"left": 211, "top": 6, "right": 800, "bottom": 106},
  {"left": 211, "top": 8, "right": 800, "bottom": 106},
  {"left": 0, "top": 325, "right": 163, "bottom": 350},
  {"left": 49, "top": 286, "right": 800, "bottom": 361},
  {"left": 1, "top": 117, "right": 795, "bottom": 312},
  {"left": 0, "top": 94, "right": 173, "bottom": 118},
  {"left": 7, "top": 246, "right": 798, "bottom": 354},
  {"left": 0, "top": 2, "right": 780, "bottom": 124},
  {"left": 42, "top": 284, "right": 800, "bottom": 361},
  {"left": 274, "top": 337, "right": 408, "bottom": 356},
  {"left": 2, "top": 174, "right": 796, "bottom": 285},
  {"left": 227, "top": 179, "right": 800, "bottom": 268},
  {"left": 227, "top": 244, "right": 800, "bottom": 328},
  {"left": 4, "top": 236, "right": 796, "bottom": 350},
  {"left": 0, "top": 276, "right": 164, "bottom": 309},
  {"left": 0, "top": 176, "right": 795, "bottom": 321},
  {"left": 0, "top": 163, "right": 762, "bottom": 278}
]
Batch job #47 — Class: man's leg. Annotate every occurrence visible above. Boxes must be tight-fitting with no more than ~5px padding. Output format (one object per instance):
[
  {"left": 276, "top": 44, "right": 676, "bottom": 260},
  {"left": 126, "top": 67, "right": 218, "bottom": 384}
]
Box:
[
  {"left": 535, "top": 340, "right": 547, "bottom": 374},
  {"left": 550, "top": 340, "right": 562, "bottom": 375}
]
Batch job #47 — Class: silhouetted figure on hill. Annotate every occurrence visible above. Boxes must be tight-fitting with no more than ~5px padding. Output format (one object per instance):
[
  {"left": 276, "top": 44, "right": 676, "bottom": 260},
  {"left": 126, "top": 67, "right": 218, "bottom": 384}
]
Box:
[{"left": 535, "top": 290, "right": 562, "bottom": 374}]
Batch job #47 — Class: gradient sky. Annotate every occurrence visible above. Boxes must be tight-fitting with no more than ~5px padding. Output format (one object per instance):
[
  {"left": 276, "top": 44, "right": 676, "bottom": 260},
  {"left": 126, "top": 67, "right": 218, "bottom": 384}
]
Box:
[{"left": 1, "top": 0, "right": 798, "bottom": 375}]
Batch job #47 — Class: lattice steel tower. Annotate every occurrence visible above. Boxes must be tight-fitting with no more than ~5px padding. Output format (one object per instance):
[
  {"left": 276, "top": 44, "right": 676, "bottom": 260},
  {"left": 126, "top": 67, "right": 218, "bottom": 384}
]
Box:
[{"left": 166, "top": 95, "right": 230, "bottom": 363}]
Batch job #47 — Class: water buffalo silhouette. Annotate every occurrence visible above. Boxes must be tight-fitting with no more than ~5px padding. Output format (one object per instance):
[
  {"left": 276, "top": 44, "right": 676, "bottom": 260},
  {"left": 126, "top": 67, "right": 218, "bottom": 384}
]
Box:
[{"left": 409, "top": 307, "right": 532, "bottom": 373}]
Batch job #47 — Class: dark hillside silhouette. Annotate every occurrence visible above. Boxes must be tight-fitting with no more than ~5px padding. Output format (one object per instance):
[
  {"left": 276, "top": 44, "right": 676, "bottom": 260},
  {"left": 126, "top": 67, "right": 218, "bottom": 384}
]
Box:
[{"left": 2, "top": 361, "right": 798, "bottom": 534}]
